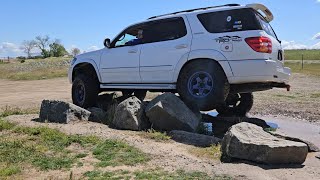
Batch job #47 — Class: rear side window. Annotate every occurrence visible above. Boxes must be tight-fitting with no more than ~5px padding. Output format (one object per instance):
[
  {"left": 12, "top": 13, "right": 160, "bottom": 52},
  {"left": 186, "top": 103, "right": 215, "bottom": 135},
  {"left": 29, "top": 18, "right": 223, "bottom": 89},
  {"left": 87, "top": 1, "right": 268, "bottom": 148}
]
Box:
[
  {"left": 197, "top": 8, "right": 261, "bottom": 33},
  {"left": 255, "top": 13, "right": 277, "bottom": 39},
  {"left": 143, "top": 17, "right": 187, "bottom": 43}
]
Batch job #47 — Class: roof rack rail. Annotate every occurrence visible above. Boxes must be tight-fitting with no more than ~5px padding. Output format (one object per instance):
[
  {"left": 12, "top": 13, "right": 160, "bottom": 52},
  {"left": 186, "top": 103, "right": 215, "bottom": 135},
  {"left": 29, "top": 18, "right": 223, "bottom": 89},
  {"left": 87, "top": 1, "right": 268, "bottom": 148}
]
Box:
[{"left": 148, "top": 4, "right": 240, "bottom": 20}]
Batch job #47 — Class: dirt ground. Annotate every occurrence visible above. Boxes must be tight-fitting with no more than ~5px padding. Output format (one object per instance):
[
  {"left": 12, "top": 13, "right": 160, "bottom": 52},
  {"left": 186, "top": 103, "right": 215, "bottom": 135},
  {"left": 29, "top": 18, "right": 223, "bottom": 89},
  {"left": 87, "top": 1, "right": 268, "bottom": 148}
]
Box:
[{"left": 4, "top": 114, "right": 320, "bottom": 180}]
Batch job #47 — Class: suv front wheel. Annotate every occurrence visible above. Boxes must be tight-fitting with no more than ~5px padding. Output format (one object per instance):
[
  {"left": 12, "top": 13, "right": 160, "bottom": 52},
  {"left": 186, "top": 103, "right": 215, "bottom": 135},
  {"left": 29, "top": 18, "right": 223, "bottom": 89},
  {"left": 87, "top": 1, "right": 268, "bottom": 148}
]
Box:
[
  {"left": 177, "top": 60, "right": 229, "bottom": 111},
  {"left": 72, "top": 74, "right": 99, "bottom": 108}
]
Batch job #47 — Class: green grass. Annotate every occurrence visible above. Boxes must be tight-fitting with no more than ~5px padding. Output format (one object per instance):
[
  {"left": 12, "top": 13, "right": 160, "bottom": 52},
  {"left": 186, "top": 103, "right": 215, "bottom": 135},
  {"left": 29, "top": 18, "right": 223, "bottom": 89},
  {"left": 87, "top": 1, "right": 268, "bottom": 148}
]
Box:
[
  {"left": 0, "top": 119, "right": 149, "bottom": 178},
  {"left": 0, "top": 57, "right": 70, "bottom": 80},
  {"left": 284, "top": 49, "right": 320, "bottom": 60},
  {"left": 139, "top": 129, "right": 171, "bottom": 142},
  {"left": 188, "top": 145, "right": 222, "bottom": 160},
  {"left": 0, "top": 106, "right": 39, "bottom": 118},
  {"left": 274, "top": 94, "right": 297, "bottom": 99},
  {"left": 310, "top": 93, "right": 320, "bottom": 98},
  {"left": 0, "top": 165, "right": 21, "bottom": 177},
  {"left": 285, "top": 61, "right": 320, "bottom": 76},
  {"left": 93, "top": 139, "right": 150, "bottom": 167},
  {"left": 84, "top": 168, "right": 231, "bottom": 180}
]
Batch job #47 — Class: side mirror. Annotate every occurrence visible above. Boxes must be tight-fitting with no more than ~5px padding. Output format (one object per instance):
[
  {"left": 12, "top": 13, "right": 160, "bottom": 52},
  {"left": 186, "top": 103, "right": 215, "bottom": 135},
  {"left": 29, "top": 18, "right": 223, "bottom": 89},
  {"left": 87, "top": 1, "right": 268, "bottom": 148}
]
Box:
[{"left": 104, "top": 38, "right": 111, "bottom": 48}]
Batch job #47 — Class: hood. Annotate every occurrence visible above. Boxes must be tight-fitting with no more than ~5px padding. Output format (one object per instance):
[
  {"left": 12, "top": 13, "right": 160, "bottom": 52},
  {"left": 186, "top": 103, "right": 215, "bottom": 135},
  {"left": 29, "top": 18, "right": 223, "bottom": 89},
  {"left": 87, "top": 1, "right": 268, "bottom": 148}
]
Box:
[{"left": 76, "top": 49, "right": 103, "bottom": 61}]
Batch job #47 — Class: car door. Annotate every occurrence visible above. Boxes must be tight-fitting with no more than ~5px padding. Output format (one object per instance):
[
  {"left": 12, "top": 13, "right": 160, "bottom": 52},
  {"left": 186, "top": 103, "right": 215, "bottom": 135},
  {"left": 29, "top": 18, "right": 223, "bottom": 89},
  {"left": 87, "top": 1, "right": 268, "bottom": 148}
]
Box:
[
  {"left": 99, "top": 26, "right": 143, "bottom": 83},
  {"left": 139, "top": 16, "right": 192, "bottom": 83}
]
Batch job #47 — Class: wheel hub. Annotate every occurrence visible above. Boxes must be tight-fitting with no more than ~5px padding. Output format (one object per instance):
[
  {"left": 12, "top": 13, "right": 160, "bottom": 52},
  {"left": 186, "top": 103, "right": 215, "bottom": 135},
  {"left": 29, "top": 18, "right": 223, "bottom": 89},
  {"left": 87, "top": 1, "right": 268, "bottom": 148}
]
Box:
[{"left": 188, "top": 71, "right": 214, "bottom": 98}]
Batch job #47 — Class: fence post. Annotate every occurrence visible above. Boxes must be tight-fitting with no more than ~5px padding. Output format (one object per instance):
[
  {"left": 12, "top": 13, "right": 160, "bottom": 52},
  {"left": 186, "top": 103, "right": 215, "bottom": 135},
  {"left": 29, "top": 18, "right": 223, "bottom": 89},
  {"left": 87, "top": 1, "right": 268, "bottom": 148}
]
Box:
[{"left": 301, "top": 54, "right": 304, "bottom": 70}]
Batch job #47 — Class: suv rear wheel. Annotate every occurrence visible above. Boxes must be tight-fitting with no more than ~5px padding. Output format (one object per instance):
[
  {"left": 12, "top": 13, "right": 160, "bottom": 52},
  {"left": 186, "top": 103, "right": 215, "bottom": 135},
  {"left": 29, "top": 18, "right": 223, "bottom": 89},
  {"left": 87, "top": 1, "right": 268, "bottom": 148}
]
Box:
[
  {"left": 177, "top": 60, "right": 229, "bottom": 111},
  {"left": 72, "top": 74, "right": 99, "bottom": 108},
  {"left": 216, "top": 93, "right": 254, "bottom": 116}
]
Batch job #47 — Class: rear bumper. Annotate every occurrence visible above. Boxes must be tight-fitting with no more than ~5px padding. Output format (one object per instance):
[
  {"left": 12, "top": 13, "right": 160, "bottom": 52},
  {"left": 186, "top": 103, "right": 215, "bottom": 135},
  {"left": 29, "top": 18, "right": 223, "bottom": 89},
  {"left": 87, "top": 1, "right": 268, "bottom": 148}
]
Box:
[{"left": 227, "top": 59, "right": 291, "bottom": 84}]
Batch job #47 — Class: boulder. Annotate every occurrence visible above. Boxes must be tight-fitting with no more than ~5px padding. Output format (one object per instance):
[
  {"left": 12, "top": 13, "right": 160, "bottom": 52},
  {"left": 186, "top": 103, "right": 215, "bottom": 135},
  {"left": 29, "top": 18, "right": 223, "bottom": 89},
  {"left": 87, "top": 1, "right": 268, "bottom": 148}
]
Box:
[
  {"left": 113, "top": 96, "right": 149, "bottom": 131},
  {"left": 145, "top": 93, "right": 200, "bottom": 132},
  {"left": 87, "top": 107, "right": 108, "bottom": 124},
  {"left": 169, "top": 130, "right": 221, "bottom": 147},
  {"left": 221, "top": 122, "right": 308, "bottom": 164},
  {"left": 269, "top": 131, "right": 320, "bottom": 152},
  {"left": 39, "top": 100, "right": 91, "bottom": 124},
  {"left": 202, "top": 114, "right": 270, "bottom": 137}
]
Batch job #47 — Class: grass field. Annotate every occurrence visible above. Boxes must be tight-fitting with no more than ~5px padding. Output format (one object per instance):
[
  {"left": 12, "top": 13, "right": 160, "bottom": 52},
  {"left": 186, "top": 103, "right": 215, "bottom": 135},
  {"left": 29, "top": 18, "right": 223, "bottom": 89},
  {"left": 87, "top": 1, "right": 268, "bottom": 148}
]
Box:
[
  {"left": 285, "top": 61, "right": 320, "bottom": 76},
  {"left": 284, "top": 49, "right": 320, "bottom": 60},
  {"left": 0, "top": 57, "right": 70, "bottom": 80}
]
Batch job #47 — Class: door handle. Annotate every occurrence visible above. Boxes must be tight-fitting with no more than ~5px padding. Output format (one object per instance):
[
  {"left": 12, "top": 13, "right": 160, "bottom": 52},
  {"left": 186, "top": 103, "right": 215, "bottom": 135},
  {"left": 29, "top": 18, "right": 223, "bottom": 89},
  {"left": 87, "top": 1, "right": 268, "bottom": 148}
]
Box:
[
  {"left": 128, "top": 50, "right": 138, "bottom": 53},
  {"left": 175, "top": 44, "right": 188, "bottom": 49}
]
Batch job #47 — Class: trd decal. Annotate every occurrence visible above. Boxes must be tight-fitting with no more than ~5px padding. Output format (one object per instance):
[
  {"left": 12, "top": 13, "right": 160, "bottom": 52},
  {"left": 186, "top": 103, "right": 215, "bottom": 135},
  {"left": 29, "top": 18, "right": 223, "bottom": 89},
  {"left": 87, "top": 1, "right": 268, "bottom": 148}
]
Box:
[{"left": 215, "top": 36, "right": 242, "bottom": 43}]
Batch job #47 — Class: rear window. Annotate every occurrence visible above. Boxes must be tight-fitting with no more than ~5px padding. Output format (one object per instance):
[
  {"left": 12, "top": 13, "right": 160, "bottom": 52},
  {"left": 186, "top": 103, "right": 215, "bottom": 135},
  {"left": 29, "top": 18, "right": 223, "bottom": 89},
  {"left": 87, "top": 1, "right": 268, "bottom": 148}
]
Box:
[{"left": 197, "top": 8, "right": 261, "bottom": 33}]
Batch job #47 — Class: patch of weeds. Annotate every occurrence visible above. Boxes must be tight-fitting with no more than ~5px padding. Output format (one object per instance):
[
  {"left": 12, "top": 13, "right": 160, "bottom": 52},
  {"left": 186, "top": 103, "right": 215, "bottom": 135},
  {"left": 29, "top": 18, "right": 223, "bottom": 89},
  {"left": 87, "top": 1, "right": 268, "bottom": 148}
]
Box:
[
  {"left": 75, "top": 153, "right": 88, "bottom": 158},
  {"left": 77, "top": 162, "right": 84, "bottom": 167},
  {"left": 93, "top": 139, "right": 150, "bottom": 167},
  {"left": 0, "top": 121, "right": 104, "bottom": 176},
  {"left": 0, "top": 165, "right": 21, "bottom": 177},
  {"left": 140, "top": 129, "right": 171, "bottom": 142},
  {"left": 189, "top": 144, "right": 222, "bottom": 160},
  {"left": 0, "top": 106, "right": 39, "bottom": 118},
  {"left": 134, "top": 169, "right": 213, "bottom": 180},
  {"left": 0, "top": 119, "right": 15, "bottom": 131},
  {"left": 85, "top": 168, "right": 231, "bottom": 180},
  {"left": 310, "top": 93, "right": 320, "bottom": 98},
  {"left": 264, "top": 127, "right": 277, "bottom": 132}
]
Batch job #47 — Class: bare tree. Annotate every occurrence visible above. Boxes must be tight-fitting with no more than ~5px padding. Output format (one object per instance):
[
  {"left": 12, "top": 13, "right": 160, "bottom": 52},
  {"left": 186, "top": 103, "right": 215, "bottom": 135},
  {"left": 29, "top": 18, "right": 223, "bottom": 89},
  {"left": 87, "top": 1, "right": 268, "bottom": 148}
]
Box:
[
  {"left": 35, "top": 35, "right": 50, "bottom": 58},
  {"left": 21, "top": 40, "right": 36, "bottom": 58},
  {"left": 71, "top": 48, "right": 81, "bottom": 57}
]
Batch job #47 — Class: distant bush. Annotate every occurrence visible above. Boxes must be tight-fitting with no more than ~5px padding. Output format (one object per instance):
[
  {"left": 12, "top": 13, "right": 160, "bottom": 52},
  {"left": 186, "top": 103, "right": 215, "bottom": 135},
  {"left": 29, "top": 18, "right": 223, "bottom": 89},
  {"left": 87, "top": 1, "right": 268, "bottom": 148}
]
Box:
[{"left": 16, "top": 56, "right": 26, "bottom": 60}]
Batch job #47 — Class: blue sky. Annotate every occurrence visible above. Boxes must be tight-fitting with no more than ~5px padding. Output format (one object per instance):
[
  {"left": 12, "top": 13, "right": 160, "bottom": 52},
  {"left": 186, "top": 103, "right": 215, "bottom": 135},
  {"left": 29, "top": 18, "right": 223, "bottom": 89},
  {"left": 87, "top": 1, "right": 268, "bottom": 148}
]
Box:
[{"left": 1, "top": 0, "right": 320, "bottom": 57}]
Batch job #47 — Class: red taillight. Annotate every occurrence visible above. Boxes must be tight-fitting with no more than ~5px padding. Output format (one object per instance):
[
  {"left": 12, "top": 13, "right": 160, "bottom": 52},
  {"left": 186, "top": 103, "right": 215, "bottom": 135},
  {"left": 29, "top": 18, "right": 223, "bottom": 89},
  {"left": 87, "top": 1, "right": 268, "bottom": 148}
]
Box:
[{"left": 245, "top": 36, "right": 272, "bottom": 54}]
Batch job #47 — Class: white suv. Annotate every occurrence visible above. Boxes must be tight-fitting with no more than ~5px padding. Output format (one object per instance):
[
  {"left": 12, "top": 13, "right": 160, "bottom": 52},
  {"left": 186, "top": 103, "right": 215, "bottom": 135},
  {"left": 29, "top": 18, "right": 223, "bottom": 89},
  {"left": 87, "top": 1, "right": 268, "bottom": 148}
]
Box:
[{"left": 68, "top": 3, "right": 291, "bottom": 115}]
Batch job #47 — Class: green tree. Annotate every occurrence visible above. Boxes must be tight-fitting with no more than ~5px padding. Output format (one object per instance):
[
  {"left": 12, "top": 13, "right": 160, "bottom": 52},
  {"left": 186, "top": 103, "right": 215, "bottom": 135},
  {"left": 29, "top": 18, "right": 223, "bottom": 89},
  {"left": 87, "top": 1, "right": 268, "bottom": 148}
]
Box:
[
  {"left": 35, "top": 35, "right": 51, "bottom": 58},
  {"left": 71, "top": 48, "right": 81, "bottom": 57},
  {"left": 49, "top": 41, "right": 68, "bottom": 57}
]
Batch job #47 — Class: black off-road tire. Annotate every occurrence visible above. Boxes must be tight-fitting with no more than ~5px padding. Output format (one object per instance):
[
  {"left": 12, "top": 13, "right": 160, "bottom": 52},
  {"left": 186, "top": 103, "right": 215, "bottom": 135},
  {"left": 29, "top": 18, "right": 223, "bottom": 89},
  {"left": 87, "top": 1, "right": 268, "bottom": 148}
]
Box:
[
  {"left": 121, "top": 90, "right": 147, "bottom": 101},
  {"left": 72, "top": 74, "right": 99, "bottom": 108},
  {"left": 177, "top": 60, "right": 230, "bottom": 111},
  {"left": 216, "top": 93, "right": 254, "bottom": 116}
]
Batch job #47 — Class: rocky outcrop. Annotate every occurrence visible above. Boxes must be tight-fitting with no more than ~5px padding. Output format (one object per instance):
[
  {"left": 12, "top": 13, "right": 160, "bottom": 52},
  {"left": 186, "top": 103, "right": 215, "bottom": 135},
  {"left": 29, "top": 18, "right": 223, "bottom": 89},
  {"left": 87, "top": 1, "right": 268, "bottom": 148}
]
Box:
[
  {"left": 269, "top": 131, "right": 320, "bottom": 152},
  {"left": 221, "top": 122, "right": 308, "bottom": 164},
  {"left": 170, "top": 130, "right": 221, "bottom": 147},
  {"left": 145, "top": 93, "right": 200, "bottom": 132},
  {"left": 39, "top": 100, "right": 90, "bottom": 123},
  {"left": 112, "top": 96, "right": 149, "bottom": 131}
]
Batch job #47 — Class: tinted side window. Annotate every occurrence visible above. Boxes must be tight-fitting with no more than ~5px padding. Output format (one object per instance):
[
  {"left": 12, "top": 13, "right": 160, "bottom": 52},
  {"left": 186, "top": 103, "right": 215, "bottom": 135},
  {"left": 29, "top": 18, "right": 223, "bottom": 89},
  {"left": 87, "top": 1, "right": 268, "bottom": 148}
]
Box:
[
  {"left": 255, "top": 13, "right": 277, "bottom": 39},
  {"left": 143, "top": 17, "right": 187, "bottom": 43},
  {"left": 197, "top": 8, "right": 261, "bottom": 33}
]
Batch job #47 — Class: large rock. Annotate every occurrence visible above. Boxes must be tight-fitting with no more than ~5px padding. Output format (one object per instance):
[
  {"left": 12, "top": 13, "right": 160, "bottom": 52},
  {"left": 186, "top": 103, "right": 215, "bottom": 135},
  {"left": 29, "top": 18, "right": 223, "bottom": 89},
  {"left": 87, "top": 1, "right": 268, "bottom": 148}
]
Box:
[
  {"left": 39, "top": 100, "right": 91, "bottom": 124},
  {"left": 269, "top": 131, "right": 320, "bottom": 152},
  {"left": 87, "top": 107, "right": 108, "bottom": 124},
  {"left": 221, "top": 122, "right": 308, "bottom": 164},
  {"left": 170, "top": 130, "right": 221, "bottom": 147},
  {"left": 145, "top": 93, "right": 200, "bottom": 132},
  {"left": 112, "top": 96, "right": 149, "bottom": 131},
  {"left": 202, "top": 114, "right": 270, "bottom": 137}
]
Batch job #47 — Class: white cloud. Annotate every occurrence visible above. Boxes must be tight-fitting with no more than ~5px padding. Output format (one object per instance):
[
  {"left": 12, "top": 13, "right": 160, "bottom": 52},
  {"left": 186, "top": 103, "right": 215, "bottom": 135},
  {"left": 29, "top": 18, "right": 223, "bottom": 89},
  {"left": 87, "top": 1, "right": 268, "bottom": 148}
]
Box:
[
  {"left": 310, "top": 42, "right": 320, "bottom": 49},
  {"left": 0, "top": 42, "right": 24, "bottom": 57},
  {"left": 312, "top": 32, "right": 320, "bottom": 40},
  {"left": 281, "top": 40, "right": 308, "bottom": 50}
]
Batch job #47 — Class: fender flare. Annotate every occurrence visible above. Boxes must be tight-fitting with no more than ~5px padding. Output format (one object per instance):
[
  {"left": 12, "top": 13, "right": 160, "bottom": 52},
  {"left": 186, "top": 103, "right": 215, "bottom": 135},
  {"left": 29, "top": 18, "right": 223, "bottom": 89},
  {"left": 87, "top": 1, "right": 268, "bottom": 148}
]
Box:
[
  {"left": 70, "top": 59, "right": 102, "bottom": 83},
  {"left": 172, "top": 49, "right": 234, "bottom": 82}
]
